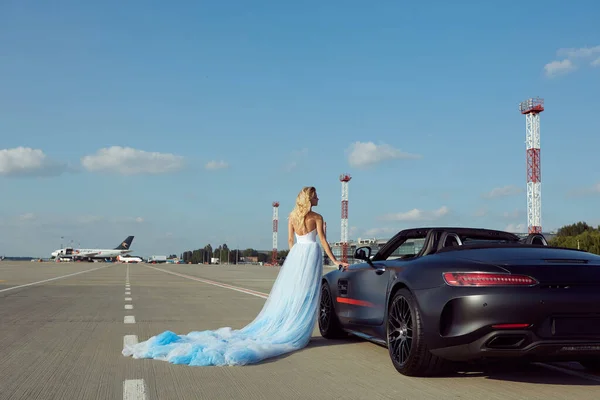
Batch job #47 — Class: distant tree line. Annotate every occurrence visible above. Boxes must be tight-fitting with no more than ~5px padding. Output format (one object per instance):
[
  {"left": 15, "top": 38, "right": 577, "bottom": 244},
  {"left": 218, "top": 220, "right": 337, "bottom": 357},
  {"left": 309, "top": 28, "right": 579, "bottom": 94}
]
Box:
[
  {"left": 176, "top": 222, "right": 600, "bottom": 265},
  {"left": 180, "top": 243, "right": 290, "bottom": 264},
  {"left": 549, "top": 221, "right": 600, "bottom": 255}
]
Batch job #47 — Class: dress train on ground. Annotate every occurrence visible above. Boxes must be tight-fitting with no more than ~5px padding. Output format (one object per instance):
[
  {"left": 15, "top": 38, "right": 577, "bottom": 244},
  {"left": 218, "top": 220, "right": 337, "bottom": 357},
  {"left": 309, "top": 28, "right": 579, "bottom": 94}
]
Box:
[{"left": 122, "top": 229, "right": 324, "bottom": 366}]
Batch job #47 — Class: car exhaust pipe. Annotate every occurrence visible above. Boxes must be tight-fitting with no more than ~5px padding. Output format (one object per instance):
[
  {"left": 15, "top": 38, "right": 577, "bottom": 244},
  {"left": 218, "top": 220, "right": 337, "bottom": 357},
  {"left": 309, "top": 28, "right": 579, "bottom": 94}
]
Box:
[{"left": 485, "top": 334, "right": 528, "bottom": 349}]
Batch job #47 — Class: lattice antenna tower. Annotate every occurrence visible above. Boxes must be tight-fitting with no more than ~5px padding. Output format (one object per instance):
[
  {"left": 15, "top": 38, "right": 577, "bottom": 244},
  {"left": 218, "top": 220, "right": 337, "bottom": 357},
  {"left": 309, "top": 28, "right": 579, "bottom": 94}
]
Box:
[
  {"left": 272, "top": 201, "right": 279, "bottom": 265},
  {"left": 519, "top": 97, "right": 544, "bottom": 234},
  {"left": 339, "top": 174, "right": 352, "bottom": 263}
]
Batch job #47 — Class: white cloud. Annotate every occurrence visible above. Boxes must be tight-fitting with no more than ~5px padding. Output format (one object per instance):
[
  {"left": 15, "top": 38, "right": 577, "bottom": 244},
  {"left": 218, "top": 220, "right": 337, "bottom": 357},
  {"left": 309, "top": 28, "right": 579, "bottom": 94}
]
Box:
[
  {"left": 347, "top": 141, "right": 421, "bottom": 169},
  {"left": 19, "top": 212, "right": 36, "bottom": 221},
  {"left": 379, "top": 206, "right": 449, "bottom": 222},
  {"left": 544, "top": 45, "right": 600, "bottom": 77},
  {"left": 482, "top": 185, "right": 523, "bottom": 199},
  {"left": 81, "top": 146, "right": 185, "bottom": 175},
  {"left": 567, "top": 182, "right": 600, "bottom": 197},
  {"left": 76, "top": 215, "right": 105, "bottom": 224},
  {"left": 284, "top": 148, "right": 308, "bottom": 172},
  {"left": 362, "top": 227, "right": 397, "bottom": 237},
  {"left": 505, "top": 223, "right": 526, "bottom": 233},
  {"left": 556, "top": 46, "right": 600, "bottom": 59},
  {"left": 473, "top": 207, "right": 487, "bottom": 218},
  {"left": 0, "top": 147, "right": 69, "bottom": 177},
  {"left": 544, "top": 59, "right": 576, "bottom": 77},
  {"left": 502, "top": 209, "right": 525, "bottom": 219},
  {"left": 205, "top": 160, "right": 229, "bottom": 170}
]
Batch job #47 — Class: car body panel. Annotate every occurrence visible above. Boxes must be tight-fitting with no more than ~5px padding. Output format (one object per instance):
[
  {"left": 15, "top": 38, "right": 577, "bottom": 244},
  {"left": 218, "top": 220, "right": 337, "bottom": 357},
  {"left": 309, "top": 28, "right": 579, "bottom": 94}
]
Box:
[{"left": 321, "top": 226, "right": 600, "bottom": 364}]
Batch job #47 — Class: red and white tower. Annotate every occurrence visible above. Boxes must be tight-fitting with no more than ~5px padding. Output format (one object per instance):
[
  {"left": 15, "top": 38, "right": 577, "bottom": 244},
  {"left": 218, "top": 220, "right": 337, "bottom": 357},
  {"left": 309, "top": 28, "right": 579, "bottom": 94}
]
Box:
[
  {"left": 272, "top": 201, "right": 279, "bottom": 265},
  {"left": 339, "top": 174, "right": 352, "bottom": 263},
  {"left": 519, "top": 97, "right": 544, "bottom": 234}
]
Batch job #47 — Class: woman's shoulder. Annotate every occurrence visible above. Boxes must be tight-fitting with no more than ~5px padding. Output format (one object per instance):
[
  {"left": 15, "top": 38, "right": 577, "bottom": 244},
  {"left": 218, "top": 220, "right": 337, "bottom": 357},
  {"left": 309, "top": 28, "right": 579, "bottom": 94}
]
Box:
[{"left": 307, "top": 211, "right": 322, "bottom": 220}]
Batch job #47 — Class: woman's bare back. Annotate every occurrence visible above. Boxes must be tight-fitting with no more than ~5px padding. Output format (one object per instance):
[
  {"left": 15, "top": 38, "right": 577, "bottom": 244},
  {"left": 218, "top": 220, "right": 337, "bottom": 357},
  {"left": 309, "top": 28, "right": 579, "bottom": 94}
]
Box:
[{"left": 292, "top": 211, "right": 320, "bottom": 236}]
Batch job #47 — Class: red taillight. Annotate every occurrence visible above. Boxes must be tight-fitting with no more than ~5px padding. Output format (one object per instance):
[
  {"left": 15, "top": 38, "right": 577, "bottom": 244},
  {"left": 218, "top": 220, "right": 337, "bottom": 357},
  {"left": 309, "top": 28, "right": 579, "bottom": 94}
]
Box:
[
  {"left": 443, "top": 272, "right": 538, "bottom": 287},
  {"left": 492, "top": 323, "right": 530, "bottom": 329}
]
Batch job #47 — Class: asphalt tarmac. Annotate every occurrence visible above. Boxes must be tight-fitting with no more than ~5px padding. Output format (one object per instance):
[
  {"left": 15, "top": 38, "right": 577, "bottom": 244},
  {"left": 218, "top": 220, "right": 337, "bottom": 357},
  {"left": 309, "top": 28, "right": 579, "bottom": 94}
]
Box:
[{"left": 1, "top": 261, "right": 599, "bottom": 400}]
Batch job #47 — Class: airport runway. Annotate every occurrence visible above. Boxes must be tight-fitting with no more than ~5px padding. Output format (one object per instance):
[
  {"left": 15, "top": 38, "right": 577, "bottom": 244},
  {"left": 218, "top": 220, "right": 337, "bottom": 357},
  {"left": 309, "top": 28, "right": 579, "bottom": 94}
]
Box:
[{"left": 0, "top": 261, "right": 599, "bottom": 400}]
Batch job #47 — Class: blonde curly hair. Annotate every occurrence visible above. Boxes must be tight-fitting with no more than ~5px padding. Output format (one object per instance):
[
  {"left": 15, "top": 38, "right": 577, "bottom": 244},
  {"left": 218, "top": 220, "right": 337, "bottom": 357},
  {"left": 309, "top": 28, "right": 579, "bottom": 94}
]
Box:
[{"left": 289, "top": 186, "right": 316, "bottom": 231}]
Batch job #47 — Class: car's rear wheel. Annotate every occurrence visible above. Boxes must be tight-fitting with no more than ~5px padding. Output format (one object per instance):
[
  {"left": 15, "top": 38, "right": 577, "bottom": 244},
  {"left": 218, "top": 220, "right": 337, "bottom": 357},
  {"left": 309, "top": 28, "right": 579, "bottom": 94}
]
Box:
[
  {"left": 387, "top": 288, "right": 448, "bottom": 376},
  {"left": 318, "top": 282, "right": 347, "bottom": 339}
]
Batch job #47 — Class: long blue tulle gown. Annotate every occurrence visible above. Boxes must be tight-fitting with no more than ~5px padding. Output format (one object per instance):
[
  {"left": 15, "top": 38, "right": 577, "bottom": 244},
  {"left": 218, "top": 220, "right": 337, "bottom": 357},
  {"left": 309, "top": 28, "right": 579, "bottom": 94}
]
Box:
[{"left": 122, "top": 229, "right": 323, "bottom": 366}]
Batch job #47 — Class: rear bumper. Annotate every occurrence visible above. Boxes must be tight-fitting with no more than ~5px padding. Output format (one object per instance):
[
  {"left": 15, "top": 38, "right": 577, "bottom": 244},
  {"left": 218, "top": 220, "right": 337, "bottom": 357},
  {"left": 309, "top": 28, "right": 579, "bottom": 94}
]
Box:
[
  {"left": 415, "top": 286, "right": 600, "bottom": 361},
  {"left": 430, "top": 330, "right": 600, "bottom": 362}
]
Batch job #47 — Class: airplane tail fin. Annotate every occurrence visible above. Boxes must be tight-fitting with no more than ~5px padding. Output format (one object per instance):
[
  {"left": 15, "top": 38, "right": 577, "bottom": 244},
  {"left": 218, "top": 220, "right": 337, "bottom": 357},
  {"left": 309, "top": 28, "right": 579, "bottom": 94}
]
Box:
[{"left": 115, "top": 236, "right": 134, "bottom": 250}]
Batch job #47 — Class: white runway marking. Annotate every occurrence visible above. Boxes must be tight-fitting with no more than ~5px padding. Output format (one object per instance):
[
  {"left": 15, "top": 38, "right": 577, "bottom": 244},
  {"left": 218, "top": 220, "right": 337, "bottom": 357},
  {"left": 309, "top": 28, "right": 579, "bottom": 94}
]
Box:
[
  {"left": 123, "top": 335, "right": 138, "bottom": 348},
  {"left": 125, "top": 297, "right": 132, "bottom": 301},
  {"left": 0, "top": 266, "right": 109, "bottom": 294},
  {"left": 125, "top": 304, "right": 133, "bottom": 309},
  {"left": 124, "top": 315, "right": 136, "bottom": 324},
  {"left": 125, "top": 291, "right": 131, "bottom": 295},
  {"left": 123, "top": 379, "right": 147, "bottom": 400},
  {"left": 146, "top": 265, "right": 269, "bottom": 299}
]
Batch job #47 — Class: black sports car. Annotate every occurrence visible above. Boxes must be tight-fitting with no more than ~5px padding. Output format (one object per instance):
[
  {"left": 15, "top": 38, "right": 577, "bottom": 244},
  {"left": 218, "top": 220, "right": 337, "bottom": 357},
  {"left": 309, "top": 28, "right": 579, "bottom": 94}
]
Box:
[{"left": 318, "top": 227, "right": 600, "bottom": 376}]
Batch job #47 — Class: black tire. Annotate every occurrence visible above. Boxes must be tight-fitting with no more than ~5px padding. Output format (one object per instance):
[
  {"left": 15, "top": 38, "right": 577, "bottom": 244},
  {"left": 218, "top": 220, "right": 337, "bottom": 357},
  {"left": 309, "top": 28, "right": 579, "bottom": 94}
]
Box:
[
  {"left": 318, "top": 282, "right": 347, "bottom": 339},
  {"left": 579, "top": 359, "right": 600, "bottom": 371},
  {"left": 386, "top": 288, "right": 449, "bottom": 376}
]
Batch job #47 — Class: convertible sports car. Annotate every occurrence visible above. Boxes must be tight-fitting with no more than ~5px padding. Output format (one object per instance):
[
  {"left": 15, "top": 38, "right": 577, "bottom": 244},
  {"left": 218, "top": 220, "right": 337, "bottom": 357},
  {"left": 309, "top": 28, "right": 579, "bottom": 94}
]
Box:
[{"left": 318, "top": 227, "right": 600, "bottom": 376}]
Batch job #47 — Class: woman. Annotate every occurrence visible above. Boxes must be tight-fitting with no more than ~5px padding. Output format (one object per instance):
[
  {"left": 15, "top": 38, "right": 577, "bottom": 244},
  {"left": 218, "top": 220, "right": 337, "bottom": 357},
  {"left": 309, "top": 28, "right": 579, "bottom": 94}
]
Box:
[{"left": 122, "top": 186, "right": 349, "bottom": 366}]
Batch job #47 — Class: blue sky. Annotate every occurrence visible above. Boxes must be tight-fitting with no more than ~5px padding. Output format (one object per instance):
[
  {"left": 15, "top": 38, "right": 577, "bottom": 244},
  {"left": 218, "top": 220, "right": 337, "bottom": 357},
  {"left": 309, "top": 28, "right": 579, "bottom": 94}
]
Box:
[{"left": 1, "top": 0, "right": 599, "bottom": 257}]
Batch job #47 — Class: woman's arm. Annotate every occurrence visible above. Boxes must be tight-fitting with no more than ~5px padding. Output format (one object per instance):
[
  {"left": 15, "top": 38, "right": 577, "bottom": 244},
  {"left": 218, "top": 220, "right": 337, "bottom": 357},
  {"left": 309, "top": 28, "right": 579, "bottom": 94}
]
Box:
[
  {"left": 288, "top": 216, "right": 295, "bottom": 249},
  {"left": 316, "top": 214, "right": 349, "bottom": 268}
]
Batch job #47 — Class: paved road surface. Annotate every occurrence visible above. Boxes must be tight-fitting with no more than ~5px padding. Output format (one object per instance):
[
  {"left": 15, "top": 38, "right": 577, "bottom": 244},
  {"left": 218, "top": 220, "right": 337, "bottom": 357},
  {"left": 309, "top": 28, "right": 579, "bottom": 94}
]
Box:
[{"left": 0, "top": 261, "right": 599, "bottom": 400}]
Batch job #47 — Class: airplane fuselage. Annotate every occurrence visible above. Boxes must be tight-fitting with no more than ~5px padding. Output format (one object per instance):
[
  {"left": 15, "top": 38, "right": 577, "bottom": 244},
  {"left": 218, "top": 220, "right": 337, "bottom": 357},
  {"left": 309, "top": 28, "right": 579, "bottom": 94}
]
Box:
[
  {"left": 117, "top": 255, "right": 143, "bottom": 263},
  {"left": 51, "top": 235, "right": 135, "bottom": 261},
  {"left": 51, "top": 248, "right": 133, "bottom": 259}
]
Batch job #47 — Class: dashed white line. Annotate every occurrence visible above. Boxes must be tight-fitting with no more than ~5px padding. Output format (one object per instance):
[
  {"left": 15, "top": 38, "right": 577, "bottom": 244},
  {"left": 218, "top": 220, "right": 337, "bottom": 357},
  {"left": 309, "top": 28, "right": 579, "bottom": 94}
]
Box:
[
  {"left": 125, "top": 297, "right": 132, "bottom": 301},
  {"left": 0, "top": 266, "right": 110, "bottom": 294},
  {"left": 123, "top": 335, "right": 138, "bottom": 348},
  {"left": 125, "top": 291, "right": 131, "bottom": 295},
  {"left": 124, "top": 315, "right": 136, "bottom": 324},
  {"left": 146, "top": 265, "right": 269, "bottom": 299},
  {"left": 125, "top": 304, "right": 133, "bottom": 310},
  {"left": 123, "top": 379, "right": 147, "bottom": 400}
]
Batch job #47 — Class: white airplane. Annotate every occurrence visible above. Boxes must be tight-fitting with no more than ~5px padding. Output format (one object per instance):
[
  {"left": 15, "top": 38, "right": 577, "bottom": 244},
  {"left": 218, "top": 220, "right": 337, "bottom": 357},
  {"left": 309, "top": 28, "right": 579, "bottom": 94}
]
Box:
[
  {"left": 51, "top": 236, "right": 135, "bottom": 261},
  {"left": 116, "top": 255, "right": 143, "bottom": 263}
]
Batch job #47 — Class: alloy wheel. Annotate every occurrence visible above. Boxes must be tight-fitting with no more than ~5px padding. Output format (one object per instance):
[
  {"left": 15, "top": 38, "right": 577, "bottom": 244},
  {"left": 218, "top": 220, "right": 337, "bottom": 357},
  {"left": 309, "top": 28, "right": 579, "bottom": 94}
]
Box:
[
  {"left": 319, "top": 285, "right": 331, "bottom": 331},
  {"left": 388, "top": 296, "right": 413, "bottom": 367}
]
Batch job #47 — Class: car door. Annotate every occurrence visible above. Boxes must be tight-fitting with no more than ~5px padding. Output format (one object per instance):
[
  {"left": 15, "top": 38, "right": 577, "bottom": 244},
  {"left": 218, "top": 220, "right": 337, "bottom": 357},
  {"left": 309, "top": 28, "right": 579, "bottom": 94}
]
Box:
[{"left": 336, "top": 261, "right": 391, "bottom": 326}]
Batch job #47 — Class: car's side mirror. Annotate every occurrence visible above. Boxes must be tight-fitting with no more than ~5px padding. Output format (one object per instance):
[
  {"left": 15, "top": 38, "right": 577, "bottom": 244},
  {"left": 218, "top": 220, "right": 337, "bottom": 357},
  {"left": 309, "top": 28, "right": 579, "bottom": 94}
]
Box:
[{"left": 354, "top": 246, "right": 372, "bottom": 261}]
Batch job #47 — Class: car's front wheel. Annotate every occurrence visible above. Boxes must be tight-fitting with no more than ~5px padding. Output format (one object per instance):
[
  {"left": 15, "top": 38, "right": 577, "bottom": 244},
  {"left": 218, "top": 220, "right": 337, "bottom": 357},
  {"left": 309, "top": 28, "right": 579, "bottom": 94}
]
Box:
[
  {"left": 318, "top": 282, "right": 347, "bottom": 339},
  {"left": 386, "top": 288, "right": 448, "bottom": 376}
]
